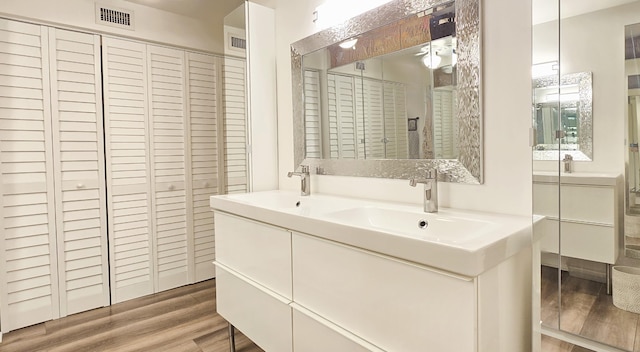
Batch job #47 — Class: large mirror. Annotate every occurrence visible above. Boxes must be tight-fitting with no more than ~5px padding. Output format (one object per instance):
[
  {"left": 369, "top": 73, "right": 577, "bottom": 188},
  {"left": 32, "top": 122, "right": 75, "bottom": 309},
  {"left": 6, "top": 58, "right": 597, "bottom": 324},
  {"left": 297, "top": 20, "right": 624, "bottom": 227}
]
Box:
[
  {"left": 532, "top": 71, "right": 593, "bottom": 161},
  {"left": 291, "top": 0, "right": 482, "bottom": 183}
]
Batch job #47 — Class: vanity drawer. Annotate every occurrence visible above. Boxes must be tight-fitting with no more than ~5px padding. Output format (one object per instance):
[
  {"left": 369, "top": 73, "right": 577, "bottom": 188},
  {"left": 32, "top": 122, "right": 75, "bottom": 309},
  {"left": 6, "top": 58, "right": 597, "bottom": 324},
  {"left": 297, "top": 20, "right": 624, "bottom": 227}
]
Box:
[
  {"left": 292, "top": 304, "right": 384, "bottom": 352},
  {"left": 534, "top": 183, "right": 614, "bottom": 224},
  {"left": 214, "top": 212, "right": 292, "bottom": 299},
  {"left": 292, "top": 232, "right": 476, "bottom": 352},
  {"left": 215, "top": 264, "right": 293, "bottom": 352},
  {"left": 538, "top": 218, "right": 618, "bottom": 264}
]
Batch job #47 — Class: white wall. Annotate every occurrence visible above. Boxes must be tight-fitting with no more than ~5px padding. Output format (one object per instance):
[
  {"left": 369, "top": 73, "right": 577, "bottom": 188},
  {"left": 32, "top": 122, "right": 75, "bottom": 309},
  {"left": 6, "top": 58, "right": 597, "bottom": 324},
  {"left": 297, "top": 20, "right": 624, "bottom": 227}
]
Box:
[
  {"left": 533, "top": 2, "right": 640, "bottom": 174},
  {"left": 246, "top": 2, "right": 279, "bottom": 191},
  {"left": 274, "top": 0, "right": 533, "bottom": 216},
  {"left": 0, "top": 0, "right": 221, "bottom": 52}
]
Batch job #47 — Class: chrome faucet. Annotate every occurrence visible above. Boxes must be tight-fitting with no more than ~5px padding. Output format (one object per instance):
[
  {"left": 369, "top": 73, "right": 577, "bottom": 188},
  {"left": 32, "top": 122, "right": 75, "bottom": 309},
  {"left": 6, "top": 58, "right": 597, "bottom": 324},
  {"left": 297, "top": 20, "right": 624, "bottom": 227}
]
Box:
[
  {"left": 288, "top": 165, "right": 310, "bottom": 196},
  {"left": 410, "top": 169, "right": 438, "bottom": 213}
]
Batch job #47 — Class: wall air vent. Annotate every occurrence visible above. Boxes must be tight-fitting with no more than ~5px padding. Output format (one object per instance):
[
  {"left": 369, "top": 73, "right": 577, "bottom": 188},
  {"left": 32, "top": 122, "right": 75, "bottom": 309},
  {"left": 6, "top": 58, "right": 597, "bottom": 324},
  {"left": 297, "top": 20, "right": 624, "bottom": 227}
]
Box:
[
  {"left": 95, "top": 3, "right": 135, "bottom": 30},
  {"left": 231, "top": 36, "right": 246, "bottom": 50}
]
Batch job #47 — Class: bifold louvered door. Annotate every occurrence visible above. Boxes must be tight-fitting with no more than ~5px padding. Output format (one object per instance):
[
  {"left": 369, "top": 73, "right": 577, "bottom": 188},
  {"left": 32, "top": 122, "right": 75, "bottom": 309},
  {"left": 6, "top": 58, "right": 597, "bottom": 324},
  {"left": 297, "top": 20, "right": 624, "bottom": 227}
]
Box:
[
  {"left": 48, "top": 28, "right": 109, "bottom": 317},
  {"left": 102, "top": 37, "right": 154, "bottom": 303},
  {"left": 222, "top": 57, "right": 248, "bottom": 194},
  {"left": 147, "top": 45, "right": 190, "bottom": 292},
  {"left": 303, "top": 69, "right": 322, "bottom": 159},
  {"left": 0, "top": 20, "right": 108, "bottom": 332},
  {"left": 0, "top": 18, "right": 59, "bottom": 332},
  {"left": 357, "top": 78, "right": 384, "bottom": 159},
  {"left": 383, "top": 82, "right": 408, "bottom": 159},
  {"left": 327, "top": 74, "right": 357, "bottom": 159},
  {"left": 187, "top": 52, "right": 219, "bottom": 281}
]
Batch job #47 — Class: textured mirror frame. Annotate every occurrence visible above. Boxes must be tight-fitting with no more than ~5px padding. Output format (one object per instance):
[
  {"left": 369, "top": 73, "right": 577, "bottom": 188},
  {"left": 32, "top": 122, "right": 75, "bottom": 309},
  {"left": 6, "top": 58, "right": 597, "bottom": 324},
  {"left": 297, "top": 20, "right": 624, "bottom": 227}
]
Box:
[
  {"left": 532, "top": 72, "right": 593, "bottom": 161},
  {"left": 291, "top": 0, "right": 482, "bottom": 184}
]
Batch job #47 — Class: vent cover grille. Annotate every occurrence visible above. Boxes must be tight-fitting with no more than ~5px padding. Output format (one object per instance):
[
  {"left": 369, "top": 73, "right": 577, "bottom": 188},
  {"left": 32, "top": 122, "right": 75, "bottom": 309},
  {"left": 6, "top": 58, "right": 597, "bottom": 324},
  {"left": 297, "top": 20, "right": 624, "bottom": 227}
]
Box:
[
  {"left": 231, "top": 37, "right": 246, "bottom": 50},
  {"left": 96, "top": 3, "right": 135, "bottom": 30}
]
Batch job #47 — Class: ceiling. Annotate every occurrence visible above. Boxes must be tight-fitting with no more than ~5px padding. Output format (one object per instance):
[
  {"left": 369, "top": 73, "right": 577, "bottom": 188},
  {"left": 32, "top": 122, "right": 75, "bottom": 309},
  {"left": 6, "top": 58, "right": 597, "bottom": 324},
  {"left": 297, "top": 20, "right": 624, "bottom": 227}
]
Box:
[
  {"left": 533, "top": 0, "right": 638, "bottom": 24},
  {"left": 122, "top": 0, "right": 246, "bottom": 22}
]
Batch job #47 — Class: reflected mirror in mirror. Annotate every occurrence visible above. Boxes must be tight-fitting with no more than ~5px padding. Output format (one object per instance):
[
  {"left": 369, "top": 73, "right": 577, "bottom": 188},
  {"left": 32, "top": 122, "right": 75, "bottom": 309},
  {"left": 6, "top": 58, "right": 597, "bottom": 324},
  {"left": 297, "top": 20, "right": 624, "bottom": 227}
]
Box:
[
  {"left": 291, "top": 0, "right": 482, "bottom": 184},
  {"left": 532, "top": 71, "right": 593, "bottom": 161},
  {"left": 303, "top": 24, "right": 458, "bottom": 160}
]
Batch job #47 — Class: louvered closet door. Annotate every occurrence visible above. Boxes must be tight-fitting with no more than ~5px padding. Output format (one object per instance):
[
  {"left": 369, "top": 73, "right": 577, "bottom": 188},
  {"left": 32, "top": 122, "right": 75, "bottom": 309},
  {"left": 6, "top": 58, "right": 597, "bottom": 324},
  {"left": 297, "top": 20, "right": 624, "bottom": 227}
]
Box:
[
  {"left": 303, "top": 69, "right": 322, "bottom": 159},
  {"left": 393, "top": 84, "right": 408, "bottom": 159},
  {"left": 147, "top": 45, "right": 190, "bottom": 291},
  {"left": 48, "top": 28, "right": 109, "bottom": 316},
  {"left": 360, "top": 78, "right": 384, "bottom": 159},
  {"left": 327, "top": 74, "right": 357, "bottom": 159},
  {"left": 187, "top": 52, "right": 218, "bottom": 281},
  {"left": 222, "top": 57, "right": 248, "bottom": 194},
  {"left": 102, "top": 37, "right": 154, "bottom": 303},
  {"left": 0, "top": 19, "right": 60, "bottom": 331}
]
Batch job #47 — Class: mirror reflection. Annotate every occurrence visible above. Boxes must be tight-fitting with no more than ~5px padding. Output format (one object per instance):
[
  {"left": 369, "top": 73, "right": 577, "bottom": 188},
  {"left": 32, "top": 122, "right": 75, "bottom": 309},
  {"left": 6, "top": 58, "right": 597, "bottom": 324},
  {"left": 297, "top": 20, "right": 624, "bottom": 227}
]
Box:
[
  {"left": 534, "top": 1, "right": 640, "bottom": 351},
  {"left": 302, "top": 3, "right": 458, "bottom": 161},
  {"left": 532, "top": 71, "right": 593, "bottom": 160},
  {"left": 291, "top": 0, "right": 482, "bottom": 183}
]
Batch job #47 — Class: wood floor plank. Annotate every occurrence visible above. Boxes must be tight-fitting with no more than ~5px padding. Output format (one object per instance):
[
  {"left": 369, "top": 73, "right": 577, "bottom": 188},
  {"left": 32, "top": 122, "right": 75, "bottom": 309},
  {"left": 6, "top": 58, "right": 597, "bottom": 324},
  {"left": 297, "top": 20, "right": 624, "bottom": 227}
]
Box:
[
  {"left": 579, "top": 290, "right": 639, "bottom": 351},
  {"left": 0, "top": 280, "right": 262, "bottom": 352}
]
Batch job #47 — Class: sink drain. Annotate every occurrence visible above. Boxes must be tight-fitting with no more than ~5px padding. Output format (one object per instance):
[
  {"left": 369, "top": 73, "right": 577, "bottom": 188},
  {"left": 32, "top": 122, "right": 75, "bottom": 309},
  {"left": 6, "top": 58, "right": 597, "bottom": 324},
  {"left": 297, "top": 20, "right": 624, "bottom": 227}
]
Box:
[{"left": 418, "top": 219, "right": 428, "bottom": 229}]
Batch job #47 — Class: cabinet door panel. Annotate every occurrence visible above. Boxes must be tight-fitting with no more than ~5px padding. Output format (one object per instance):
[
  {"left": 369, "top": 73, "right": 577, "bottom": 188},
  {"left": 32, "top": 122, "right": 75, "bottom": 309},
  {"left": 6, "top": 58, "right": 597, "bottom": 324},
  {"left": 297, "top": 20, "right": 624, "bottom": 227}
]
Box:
[
  {"left": 215, "top": 212, "right": 292, "bottom": 299},
  {"left": 215, "top": 264, "right": 292, "bottom": 352},
  {"left": 0, "top": 19, "right": 60, "bottom": 332},
  {"left": 292, "top": 305, "right": 384, "bottom": 352},
  {"left": 293, "top": 232, "right": 476, "bottom": 352},
  {"left": 103, "top": 37, "right": 154, "bottom": 303}
]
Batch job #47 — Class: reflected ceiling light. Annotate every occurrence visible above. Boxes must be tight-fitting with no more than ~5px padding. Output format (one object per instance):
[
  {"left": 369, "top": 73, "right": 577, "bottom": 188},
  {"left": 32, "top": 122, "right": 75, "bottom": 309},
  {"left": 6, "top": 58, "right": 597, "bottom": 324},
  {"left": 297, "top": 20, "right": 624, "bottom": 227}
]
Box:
[
  {"left": 422, "top": 53, "right": 442, "bottom": 69},
  {"left": 339, "top": 38, "right": 358, "bottom": 49},
  {"left": 313, "top": 0, "right": 393, "bottom": 29}
]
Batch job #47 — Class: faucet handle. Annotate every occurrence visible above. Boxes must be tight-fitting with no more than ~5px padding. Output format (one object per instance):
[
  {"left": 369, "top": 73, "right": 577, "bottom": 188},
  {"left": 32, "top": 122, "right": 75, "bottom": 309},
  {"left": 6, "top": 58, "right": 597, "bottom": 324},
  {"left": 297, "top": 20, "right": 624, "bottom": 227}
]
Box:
[
  {"left": 426, "top": 169, "right": 438, "bottom": 179},
  {"left": 300, "top": 165, "right": 310, "bottom": 174}
]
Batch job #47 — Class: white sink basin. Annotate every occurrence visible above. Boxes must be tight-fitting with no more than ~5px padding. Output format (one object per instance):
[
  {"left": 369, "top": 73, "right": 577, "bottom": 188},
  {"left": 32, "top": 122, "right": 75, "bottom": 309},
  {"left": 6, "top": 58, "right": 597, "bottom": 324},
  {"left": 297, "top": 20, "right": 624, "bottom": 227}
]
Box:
[
  {"left": 210, "top": 190, "right": 532, "bottom": 276},
  {"left": 324, "top": 206, "right": 499, "bottom": 244}
]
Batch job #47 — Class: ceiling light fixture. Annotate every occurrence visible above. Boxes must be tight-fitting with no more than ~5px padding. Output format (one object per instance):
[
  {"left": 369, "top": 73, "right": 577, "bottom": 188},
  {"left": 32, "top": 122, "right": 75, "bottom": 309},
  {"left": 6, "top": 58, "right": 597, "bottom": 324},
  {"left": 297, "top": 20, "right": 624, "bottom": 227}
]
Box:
[{"left": 339, "top": 38, "right": 358, "bottom": 49}]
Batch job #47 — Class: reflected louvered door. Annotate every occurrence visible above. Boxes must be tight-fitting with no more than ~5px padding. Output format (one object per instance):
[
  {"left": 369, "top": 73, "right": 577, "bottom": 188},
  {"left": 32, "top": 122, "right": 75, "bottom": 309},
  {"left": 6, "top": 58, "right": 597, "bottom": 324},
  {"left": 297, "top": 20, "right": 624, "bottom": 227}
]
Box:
[
  {"left": 102, "top": 37, "right": 154, "bottom": 303},
  {"left": 327, "top": 74, "right": 357, "bottom": 159},
  {"left": 147, "top": 45, "right": 190, "bottom": 291},
  {"left": 303, "top": 69, "right": 322, "bottom": 159},
  {"left": 222, "top": 57, "right": 248, "bottom": 194},
  {"left": 0, "top": 19, "right": 60, "bottom": 332},
  {"left": 393, "top": 84, "right": 408, "bottom": 159},
  {"left": 187, "top": 52, "right": 218, "bottom": 281},
  {"left": 48, "top": 28, "right": 109, "bottom": 316}
]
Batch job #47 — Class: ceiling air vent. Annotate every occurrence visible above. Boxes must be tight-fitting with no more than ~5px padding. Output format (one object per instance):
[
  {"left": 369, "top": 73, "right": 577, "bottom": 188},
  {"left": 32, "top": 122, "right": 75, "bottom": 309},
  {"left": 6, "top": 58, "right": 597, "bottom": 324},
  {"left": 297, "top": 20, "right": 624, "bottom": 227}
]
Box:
[
  {"left": 95, "top": 3, "right": 135, "bottom": 30},
  {"left": 231, "top": 36, "right": 246, "bottom": 50}
]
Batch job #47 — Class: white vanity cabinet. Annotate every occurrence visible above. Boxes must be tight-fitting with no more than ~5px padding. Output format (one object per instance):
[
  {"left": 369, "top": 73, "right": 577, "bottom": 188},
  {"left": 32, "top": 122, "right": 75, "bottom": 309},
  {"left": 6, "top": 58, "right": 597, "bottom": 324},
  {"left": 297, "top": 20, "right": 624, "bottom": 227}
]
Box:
[
  {"left": 213, "top": 209, "right": 531, "bottom": 352},
  {"left": 214, "top": 212, "right": 293, "bottom": 352},
  {"left": 533, "top": 173, "right": 622, "bottom": 265},
  {"left": 292, "top": 232, "right": 476, "bottom": 351}
]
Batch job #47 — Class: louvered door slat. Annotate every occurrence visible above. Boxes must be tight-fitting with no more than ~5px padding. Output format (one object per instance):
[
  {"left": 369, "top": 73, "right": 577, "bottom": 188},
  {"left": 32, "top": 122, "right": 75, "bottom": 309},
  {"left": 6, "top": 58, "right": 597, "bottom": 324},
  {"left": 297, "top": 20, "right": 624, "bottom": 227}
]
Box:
[
  {"left": 222, "top": 57, "right": 248, "bottom": 193},
  {"left": 103, "top": 37, "right": 154, "bottom": 303},
  {"left": 187, "top": 52, "right": 218, "bottom": 281},
  {"left": 49, "top": 28, "right": 109, "bottom": 317},
  {"left": 0, "top": 19, "right": 60, "bottom": 332},
  {"left": 148, "top": 45, "right": 190, "bottom": 292}
]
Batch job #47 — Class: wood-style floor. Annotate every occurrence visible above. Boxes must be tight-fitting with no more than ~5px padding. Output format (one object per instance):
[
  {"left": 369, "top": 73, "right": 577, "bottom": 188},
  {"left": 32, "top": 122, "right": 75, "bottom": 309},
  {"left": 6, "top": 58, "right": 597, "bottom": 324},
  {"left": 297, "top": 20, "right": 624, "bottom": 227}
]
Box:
[
  {"left": 541, "top": 266, "right": 640, "bottom": 352},
  {"left": 0, "top": 280, "right": 263, "bottom": 352}
]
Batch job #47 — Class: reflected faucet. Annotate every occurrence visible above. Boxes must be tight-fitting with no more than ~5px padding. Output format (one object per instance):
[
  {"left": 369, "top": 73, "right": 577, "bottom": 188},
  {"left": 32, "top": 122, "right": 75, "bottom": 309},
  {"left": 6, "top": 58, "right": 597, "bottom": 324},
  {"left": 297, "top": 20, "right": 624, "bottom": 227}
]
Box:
[
  {"left": 410, "top": 169, "right": 438, "bottom": 213},
  {"left": 288, "top": 165, "right": 310, "bottom": 196}
]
